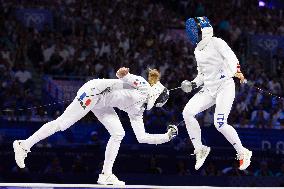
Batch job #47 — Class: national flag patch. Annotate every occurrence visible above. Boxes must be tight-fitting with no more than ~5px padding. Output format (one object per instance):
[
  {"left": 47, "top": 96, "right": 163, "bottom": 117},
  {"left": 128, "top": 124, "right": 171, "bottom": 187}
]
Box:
[{"left": 78, "top": 92, "right": 92, "bottom": 109}]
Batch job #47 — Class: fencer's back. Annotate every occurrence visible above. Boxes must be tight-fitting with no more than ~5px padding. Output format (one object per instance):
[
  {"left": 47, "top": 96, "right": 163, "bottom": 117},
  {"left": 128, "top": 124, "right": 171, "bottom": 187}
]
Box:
[{"left": 82, "top": 78, "right": 149, "bottom": 115}]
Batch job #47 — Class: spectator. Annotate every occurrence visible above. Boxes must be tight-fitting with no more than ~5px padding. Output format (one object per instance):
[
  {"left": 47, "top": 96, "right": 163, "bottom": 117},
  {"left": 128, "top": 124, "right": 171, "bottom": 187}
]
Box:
[
  {"left": 72, "top": 156, "right": 88, "bottom": 173},
  {"left": 277, "top": 113, "right": 284, "bottom": 130},
  {"left": 14, "top": 64, "right": 32, "bottom": 89},
  {"left": 201, "top": 161, "right": 221, "bottom": 176},
  {"left": 254, "top": 161, "right": 274, "bottom": 176},
  {"left": 0, "top": 0, "right": 283, "bottom": 130},
  {"left": 44, "top": 157, "right": 63, "bottom": 174},
  {"left": 176, "top": 160, "right": 191, "bottom": 176},
  {"left": 268, "top": 77, "right": 282, "bottom": 95},
  {"left": 250, "top": 105, "right": 270, "bottom": 128},
  {"left": 276, "top": 163, "right": 284, "bottom": 177},
  {"left": 147, "top": 156, "right": 163, "bottom": 174}
]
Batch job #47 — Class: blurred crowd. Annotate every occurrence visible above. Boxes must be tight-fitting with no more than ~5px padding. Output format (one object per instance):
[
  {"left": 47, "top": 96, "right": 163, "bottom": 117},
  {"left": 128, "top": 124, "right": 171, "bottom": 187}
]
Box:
[{"left": 0, "top": 0, "right": 283, "bottom": 129}]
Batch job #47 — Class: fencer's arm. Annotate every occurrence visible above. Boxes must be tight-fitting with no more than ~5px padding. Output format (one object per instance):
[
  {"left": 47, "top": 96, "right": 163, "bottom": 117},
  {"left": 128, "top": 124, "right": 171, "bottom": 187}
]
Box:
[
  {"left": 129, "top": 114, "right": 156, "bottom": 144},
  {"left": 128, "top": 114, "right": 147, "bottom": 138},
  {"left": 128, "top": 114, "right": 174, "bottom": 144},
  {"left": 213, "top": 38, "right": 239, "bottom": 77},
  {"left": 116, "top": 67, "right": 148, "bottom": 89},
  {"left": 213, "top": 38, "right": 246, "bottom": 83}
]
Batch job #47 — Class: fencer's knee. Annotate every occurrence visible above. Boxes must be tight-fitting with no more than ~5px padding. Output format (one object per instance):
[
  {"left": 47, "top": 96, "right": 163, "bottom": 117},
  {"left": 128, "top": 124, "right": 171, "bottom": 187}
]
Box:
[
  {"left": 182, "top": 106, "right": 196, "bottom": 121},
  {"left": 110, "top": 130, "right": 125, "bottom": 142}
]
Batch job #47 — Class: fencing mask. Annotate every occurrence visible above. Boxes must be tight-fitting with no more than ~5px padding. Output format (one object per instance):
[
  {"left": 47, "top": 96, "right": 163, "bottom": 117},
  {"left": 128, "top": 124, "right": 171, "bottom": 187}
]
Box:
[
  {"left": 146, "top": 82, "right": 169, "bottom": 110},
  {"left": 185, "top": 16, "right": 212, "bottom": 46}
]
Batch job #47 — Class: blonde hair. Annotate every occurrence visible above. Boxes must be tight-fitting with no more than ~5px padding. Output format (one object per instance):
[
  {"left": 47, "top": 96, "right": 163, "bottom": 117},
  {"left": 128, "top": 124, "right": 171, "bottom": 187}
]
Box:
[{"left": 148, "top": 68, "right": 161, "bottom": 86}]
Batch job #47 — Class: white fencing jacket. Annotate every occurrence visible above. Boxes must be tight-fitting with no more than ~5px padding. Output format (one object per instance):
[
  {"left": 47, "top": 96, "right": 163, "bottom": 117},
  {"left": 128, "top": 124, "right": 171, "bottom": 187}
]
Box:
[
  {"left": 192, "top": 28, "right": 239, "bottom": 96},
  {"left": 79, "top": 74, "right": 168, "bottom": 144},
  {"left": 81, "top": 74, "right": 149, "bottom": 115}
]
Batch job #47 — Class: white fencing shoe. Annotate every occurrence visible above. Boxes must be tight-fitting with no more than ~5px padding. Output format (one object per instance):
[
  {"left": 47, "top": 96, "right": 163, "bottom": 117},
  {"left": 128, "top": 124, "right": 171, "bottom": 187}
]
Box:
[
  {"left": 237, "top": 148, "right": 252, "bottom": 170},
  {"left": 13, "top": 140, "right": 29, "bottom": 168},
  {"left": 193, "top": 146, "right": 211, "bottom": 170},
  {"left": 97, "top": 174, "right": 125, "bottom": 185}
]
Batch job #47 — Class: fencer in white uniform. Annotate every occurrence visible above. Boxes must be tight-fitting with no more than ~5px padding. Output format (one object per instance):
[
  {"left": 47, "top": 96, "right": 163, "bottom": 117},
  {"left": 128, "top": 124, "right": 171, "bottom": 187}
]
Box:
[
  {"left": 181, "top": 17, "right": 252, "bottom": 171},
  {"left": 13, "top": 67, "right": 178, "bottom": 185}
]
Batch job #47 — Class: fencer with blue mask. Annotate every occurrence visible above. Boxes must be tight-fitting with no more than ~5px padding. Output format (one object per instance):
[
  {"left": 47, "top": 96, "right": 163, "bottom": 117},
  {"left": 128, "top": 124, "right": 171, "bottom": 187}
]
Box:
[{"left": 181, "top": 17, "right": 252, "bottom": 170}]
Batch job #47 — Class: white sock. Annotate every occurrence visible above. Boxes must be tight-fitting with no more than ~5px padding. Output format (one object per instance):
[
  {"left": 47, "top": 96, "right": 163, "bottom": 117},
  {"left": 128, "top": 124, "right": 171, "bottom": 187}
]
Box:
[
  {"left": 22, "top": 120, "right": 59, "bottom": 150},
  {"left": 102, "top": 136, "right": 122, "bottom": 175},
  {"left": 218, "top": 124, "right": 244, "bottom": 154},
  {"left": 184, "top": 115, "right": 203, "bottom": 151}
]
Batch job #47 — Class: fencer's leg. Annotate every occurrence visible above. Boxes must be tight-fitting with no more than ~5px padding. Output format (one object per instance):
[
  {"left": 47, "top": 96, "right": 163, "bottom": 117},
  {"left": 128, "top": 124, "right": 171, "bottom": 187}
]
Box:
[
  {"left": 182, "top": 90, "right": 214, "bottom": 151},
  {"left": 21, "top": 120, "right": 60, "bottom": 151},
  {"left": 182, "top": 90, "right": 215, "bottom": 170},
  {"left": 214, "top": 80, "right": 252, "bottom": 170},
  {"left": 20, "top": 83, "right": 99, "bottom": 151},
  {"left": 14, "top": 96, "right": 96, "bottom": 168},
  {"left": 129, "top": 114, "right": 173, "bottom": 144},
  {"left": 214, "top": 80, "right": 244, "bottom": 153},
  {"left": 92, "top": 108, "right": 125, "bottom": 176},
  {"left": 22, "top": 99, "right": 94, "bottom": 150}
]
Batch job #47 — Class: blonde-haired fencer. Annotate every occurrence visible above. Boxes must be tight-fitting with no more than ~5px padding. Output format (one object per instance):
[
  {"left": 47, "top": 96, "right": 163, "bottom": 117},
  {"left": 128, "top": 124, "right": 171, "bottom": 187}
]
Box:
[{"left": 13, "top": 67, "right": 177, "bottom": 186}]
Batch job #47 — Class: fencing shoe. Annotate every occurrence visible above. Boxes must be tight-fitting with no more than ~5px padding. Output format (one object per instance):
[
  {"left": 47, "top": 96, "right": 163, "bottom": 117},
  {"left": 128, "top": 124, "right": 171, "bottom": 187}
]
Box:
[
  {"left": 13, "top": 140, "right": 29, "bottom": 168},
  {"left": 237, "top": 148, "right": 252, "bottom": 170},
  {"left": 97, "top": 173, "right": 125, "bottom": 185},
  {"left": 193, "top": 145, "right": 211, "bottom": 170}
]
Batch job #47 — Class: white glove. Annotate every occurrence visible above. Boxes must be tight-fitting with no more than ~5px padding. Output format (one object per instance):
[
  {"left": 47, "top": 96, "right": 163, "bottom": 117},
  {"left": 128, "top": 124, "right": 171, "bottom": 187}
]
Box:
[
  {"left": 181, "top": 80, "right": 196, "bottom": 93},
  {"left": 167, "top": 125, "right": 178, "bottom": 140}
]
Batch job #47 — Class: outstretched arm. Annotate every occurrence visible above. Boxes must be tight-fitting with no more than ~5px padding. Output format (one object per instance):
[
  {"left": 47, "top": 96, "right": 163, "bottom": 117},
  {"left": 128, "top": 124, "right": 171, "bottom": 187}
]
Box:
[{"left": 129, "top": 114, "right": 176, "bottom": 144}]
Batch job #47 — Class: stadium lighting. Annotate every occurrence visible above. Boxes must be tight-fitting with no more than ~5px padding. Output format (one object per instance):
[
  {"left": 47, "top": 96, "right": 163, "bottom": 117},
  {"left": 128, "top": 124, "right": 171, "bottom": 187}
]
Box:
[{"left": 259, "top": 0, "right": 266, "bottom": 7}]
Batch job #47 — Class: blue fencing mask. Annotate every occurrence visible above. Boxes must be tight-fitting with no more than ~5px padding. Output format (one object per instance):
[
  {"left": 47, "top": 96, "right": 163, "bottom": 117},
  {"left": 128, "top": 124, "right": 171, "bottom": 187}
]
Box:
[{"left": 185, "top": 16, "right": 212, "bottom": 46}]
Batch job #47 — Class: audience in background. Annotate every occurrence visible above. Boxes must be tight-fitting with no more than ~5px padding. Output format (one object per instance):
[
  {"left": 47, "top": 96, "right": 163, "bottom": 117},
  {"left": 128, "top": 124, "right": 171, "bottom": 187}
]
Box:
[
  {"left": 222, "top": 161, "right": 249, "bottom": 176},
  {"left": 254, "top": 161, "right": 274, "bottom": 177},
  {"left": 0, "top": 0, "right": 283, "bottom": 128},
  {"left": 201, "top": 161, "right": 221, "bottom": 176}
]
